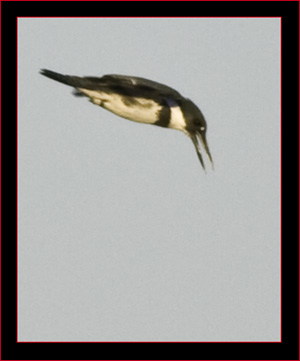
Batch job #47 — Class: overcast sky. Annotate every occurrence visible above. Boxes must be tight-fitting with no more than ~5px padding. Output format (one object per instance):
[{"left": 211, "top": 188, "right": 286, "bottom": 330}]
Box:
[{"left": 18, "top": 17, "right": 280, "bottom": 342}]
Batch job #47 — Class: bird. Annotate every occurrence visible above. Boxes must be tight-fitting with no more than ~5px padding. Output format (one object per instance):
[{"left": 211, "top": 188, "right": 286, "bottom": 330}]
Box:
[{"left": 40, "top": 69, "right": 213, "bottom": 171}]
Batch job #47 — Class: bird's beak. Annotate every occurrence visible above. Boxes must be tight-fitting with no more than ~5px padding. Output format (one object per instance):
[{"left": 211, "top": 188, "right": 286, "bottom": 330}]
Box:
[
  {"left": 190, "top": 131, "right": 213, "bottom": 171},
  {"left": 197, "top": 131, "right": 214, "bottom": 170}
]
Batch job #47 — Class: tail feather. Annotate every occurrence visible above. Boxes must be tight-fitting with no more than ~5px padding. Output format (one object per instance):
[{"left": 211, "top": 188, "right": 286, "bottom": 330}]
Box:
[{"left": 40, "top": 69, "right": 84, "bottom": 88}]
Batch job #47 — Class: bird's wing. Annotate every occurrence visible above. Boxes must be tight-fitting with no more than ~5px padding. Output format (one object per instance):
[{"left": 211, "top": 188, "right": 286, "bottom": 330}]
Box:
[
  {"left": 40, "top": 69, "right": 183, "bottom": 102},
  {"left": 83, "top": 74, "right": 183, "bottom": 99}
]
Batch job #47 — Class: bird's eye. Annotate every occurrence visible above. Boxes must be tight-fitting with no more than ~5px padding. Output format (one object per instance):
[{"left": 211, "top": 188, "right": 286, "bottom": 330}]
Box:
[{"left": 200, "top": 126, "right": 205, "bottom": 131}]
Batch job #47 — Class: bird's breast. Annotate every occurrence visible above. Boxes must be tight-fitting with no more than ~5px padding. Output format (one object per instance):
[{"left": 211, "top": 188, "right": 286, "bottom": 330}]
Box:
[
  {"left": 78, "top": 88, "right": 162, "bottom": 124},
  {"left": 167, "top": 102, "right": 187, "bottom": 132}
]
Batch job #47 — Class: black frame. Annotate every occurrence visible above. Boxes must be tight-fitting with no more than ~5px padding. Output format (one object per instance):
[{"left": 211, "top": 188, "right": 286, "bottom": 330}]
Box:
[{"left": 1, "top": 1, "right": 298, "bottom": 360}]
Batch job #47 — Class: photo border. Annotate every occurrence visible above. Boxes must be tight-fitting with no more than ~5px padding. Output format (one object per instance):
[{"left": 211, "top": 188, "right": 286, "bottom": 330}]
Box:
[{"left": 1, "top": 1, "right": 298, "bottom": 360}]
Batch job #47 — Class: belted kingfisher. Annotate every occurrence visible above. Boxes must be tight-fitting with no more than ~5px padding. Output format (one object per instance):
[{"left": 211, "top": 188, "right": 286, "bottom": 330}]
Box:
[{"left": 40, "top": 69, "right": 213, "bottom": 170}]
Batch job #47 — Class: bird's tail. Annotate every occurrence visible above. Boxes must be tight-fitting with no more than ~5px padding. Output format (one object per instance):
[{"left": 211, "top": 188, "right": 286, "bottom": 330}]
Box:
[{"left": 40, "top": 69, "right": 84, "bottom": 88}]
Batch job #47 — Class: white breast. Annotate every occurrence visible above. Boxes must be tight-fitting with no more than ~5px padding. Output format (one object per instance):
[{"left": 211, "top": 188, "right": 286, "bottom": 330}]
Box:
[{"left": 168, "top": 104, "right": 187, "bottom": 132}]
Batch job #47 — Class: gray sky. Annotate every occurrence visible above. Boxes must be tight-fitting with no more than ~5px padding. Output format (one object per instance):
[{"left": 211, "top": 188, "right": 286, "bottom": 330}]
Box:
[{"left": 18, "top": 18, "right": 281, "bottom": 342}]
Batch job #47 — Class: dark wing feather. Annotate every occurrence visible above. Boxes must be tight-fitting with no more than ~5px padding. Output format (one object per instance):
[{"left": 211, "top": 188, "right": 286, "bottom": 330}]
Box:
[
  {"left": 40, "top": 69, "right": 183, "bottom": 102},
  {"left": 97, "top": 74, "right": 182, "bottom": 97},
  {"left": 80, "top": 74, "right": 184, "bottom": 103}
]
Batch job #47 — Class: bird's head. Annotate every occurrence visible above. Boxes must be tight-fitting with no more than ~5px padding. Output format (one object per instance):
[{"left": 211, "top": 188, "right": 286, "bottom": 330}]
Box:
[{"left": 182, "top": 99, "right": 213, "bottom": 171}]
